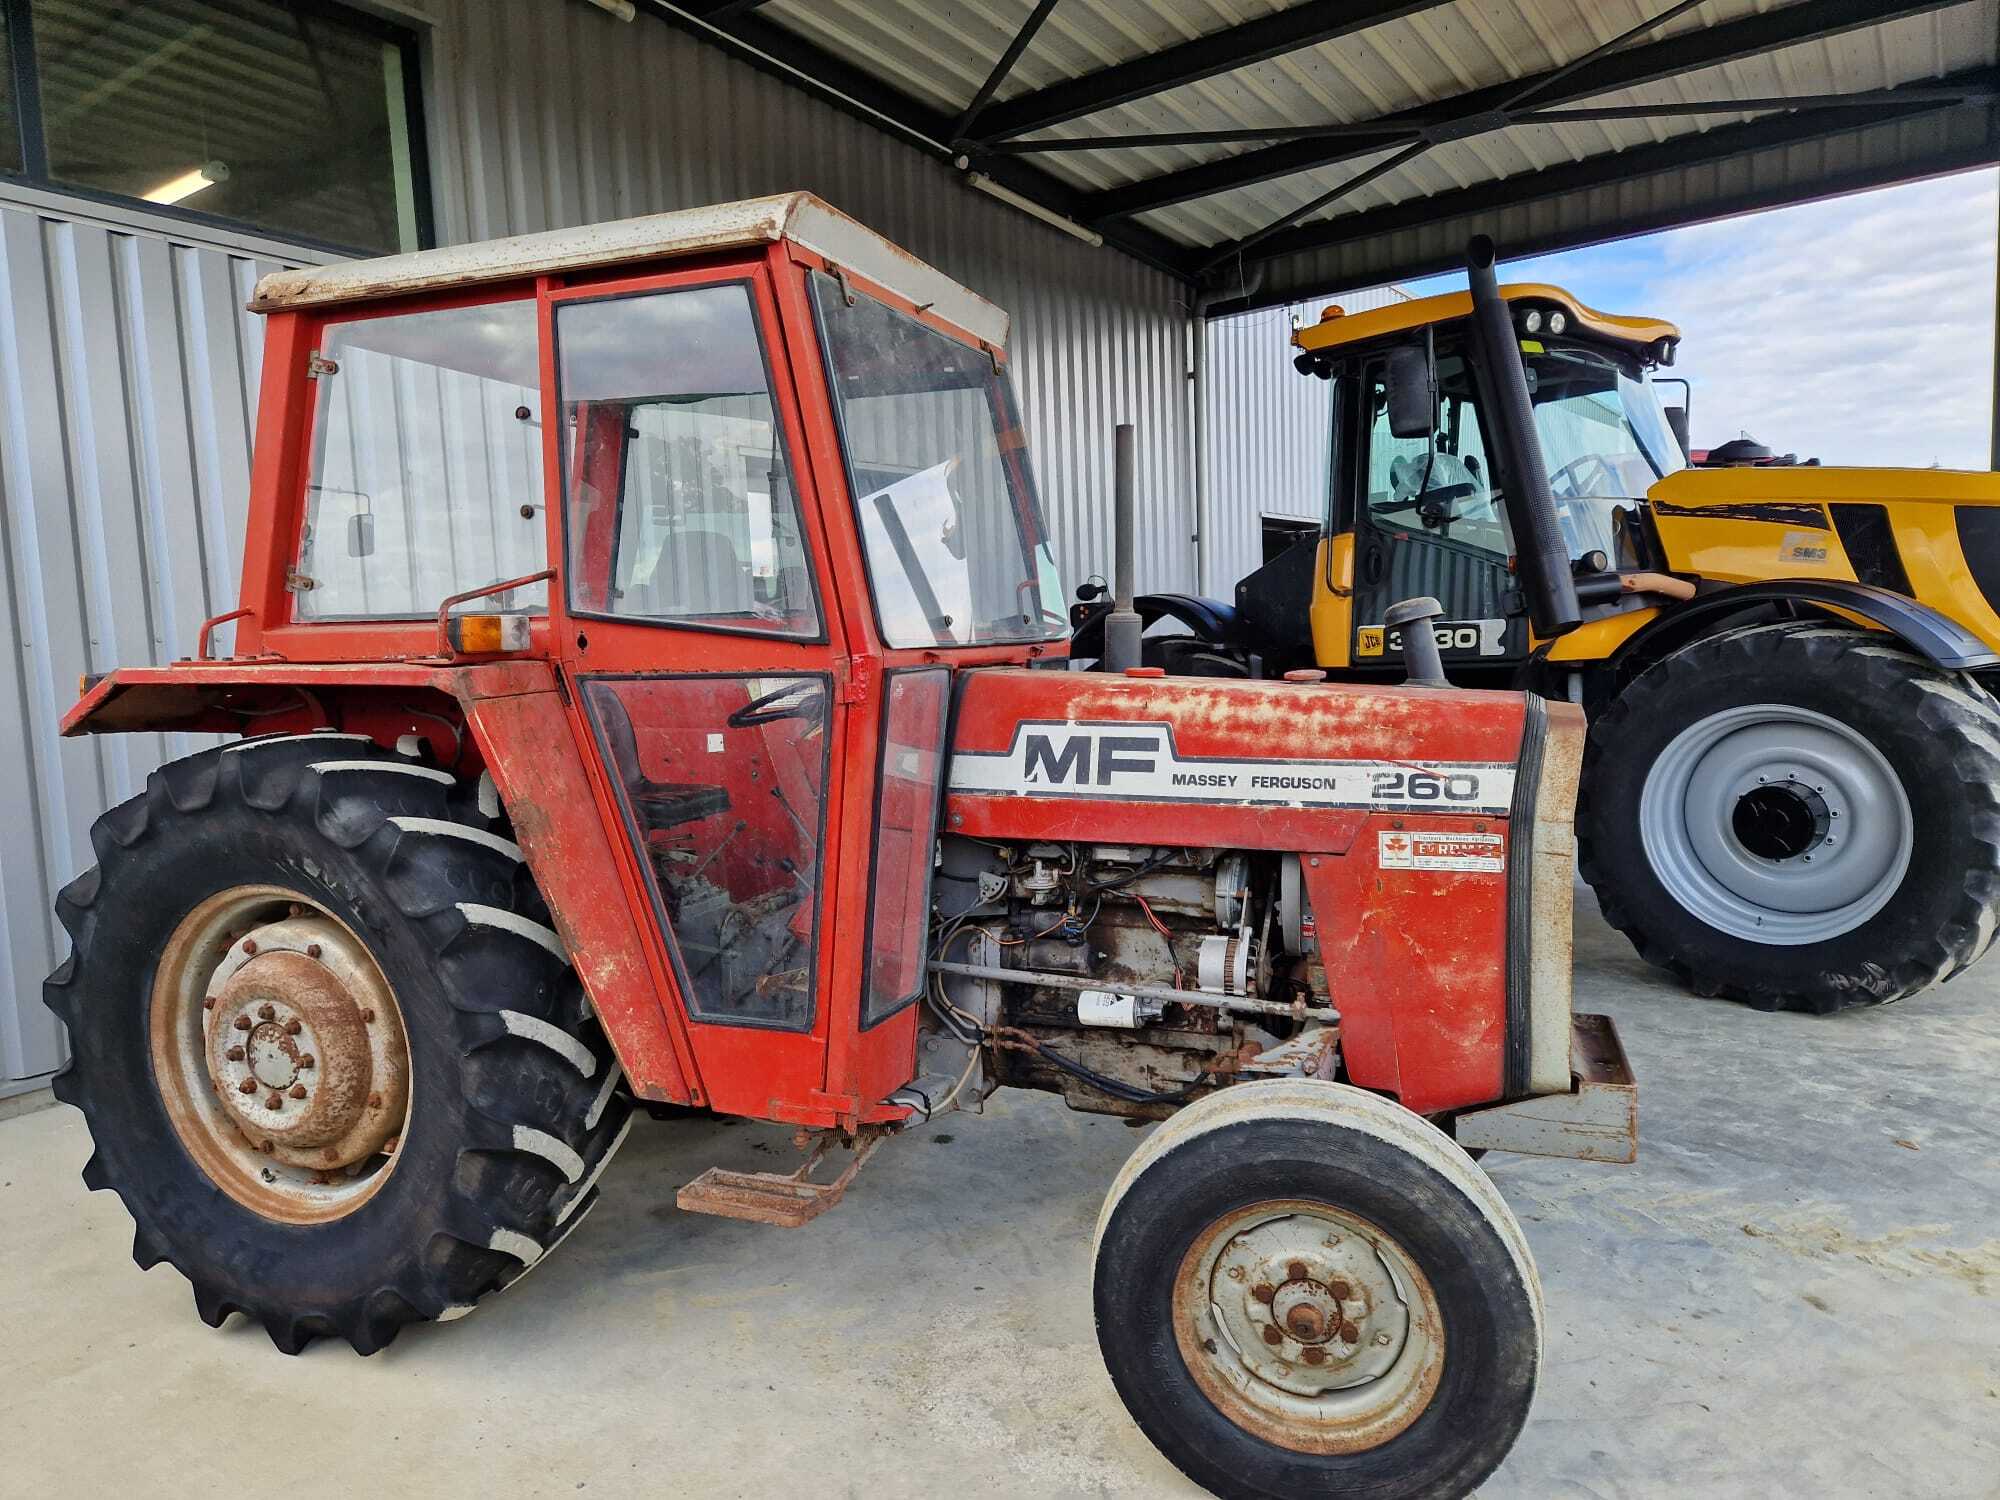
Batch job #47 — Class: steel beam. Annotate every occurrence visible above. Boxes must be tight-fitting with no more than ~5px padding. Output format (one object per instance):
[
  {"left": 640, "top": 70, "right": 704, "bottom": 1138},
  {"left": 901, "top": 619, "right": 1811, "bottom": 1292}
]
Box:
[
  {"left": 1083, "top": 0, "right": 1966, "bottom": 222},
  {"left": 644, "top": 2, "right": 1191, "bottom": 277},
  {"left": 969, "top": 0, "right": 1454, "bottom": 142}
]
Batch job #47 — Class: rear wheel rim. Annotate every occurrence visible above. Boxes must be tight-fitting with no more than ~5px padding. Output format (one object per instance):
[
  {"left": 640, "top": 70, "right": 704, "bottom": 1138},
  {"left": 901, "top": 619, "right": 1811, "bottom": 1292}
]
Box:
[
  {"left": 1168, "top": 1198, "right": 1444, "bottom": 1455},
  {"left": 1638, "top": 703, "right": 1913, "bottom": 946},
  {"left": 148, "top": 885, "right": 412, "bottom": 1224}
]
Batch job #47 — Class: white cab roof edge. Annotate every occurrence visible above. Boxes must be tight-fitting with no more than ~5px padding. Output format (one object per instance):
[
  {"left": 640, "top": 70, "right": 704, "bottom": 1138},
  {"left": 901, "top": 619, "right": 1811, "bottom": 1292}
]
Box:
[{"left": 247, "top": 191, "right": 1009, "bottom": 350}]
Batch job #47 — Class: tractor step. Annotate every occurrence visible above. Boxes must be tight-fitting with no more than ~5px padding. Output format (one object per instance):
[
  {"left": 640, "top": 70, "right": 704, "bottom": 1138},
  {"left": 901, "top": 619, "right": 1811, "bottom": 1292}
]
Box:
[{"left": 676, "top": 1128, "right": 884, "bottom": 1227}]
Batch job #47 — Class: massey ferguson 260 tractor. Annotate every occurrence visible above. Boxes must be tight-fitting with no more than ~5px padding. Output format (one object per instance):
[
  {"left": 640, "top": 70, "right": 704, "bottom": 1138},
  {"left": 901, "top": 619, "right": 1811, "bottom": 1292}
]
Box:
[{"left": 49, "top": 194, "right": 1634, "bottom": 1500}]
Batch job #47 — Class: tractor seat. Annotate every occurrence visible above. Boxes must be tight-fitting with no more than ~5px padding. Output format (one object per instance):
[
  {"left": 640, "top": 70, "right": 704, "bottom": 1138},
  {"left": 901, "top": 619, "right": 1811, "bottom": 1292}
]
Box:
[{"left": 595, "top": 700, "right": 733, "bottom": 833}]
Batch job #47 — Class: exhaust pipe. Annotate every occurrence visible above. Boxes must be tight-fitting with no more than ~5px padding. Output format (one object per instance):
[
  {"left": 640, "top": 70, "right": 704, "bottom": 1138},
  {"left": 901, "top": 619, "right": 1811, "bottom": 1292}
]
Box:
[
  {"left": 1465, "top": 236, "right": 1581, "bottom": 639},
  {"left": 1103, "top": 422, "right": 1144, "bottom": 673}
]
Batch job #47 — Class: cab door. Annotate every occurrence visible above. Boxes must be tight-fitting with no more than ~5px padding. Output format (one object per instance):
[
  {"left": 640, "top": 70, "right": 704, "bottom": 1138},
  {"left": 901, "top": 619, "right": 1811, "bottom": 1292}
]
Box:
[
  {"left": 1349, "top": 349, "right": 1527, "bottom": 678},
  {"left": 541, "top": 259, "right": 859, "bottom": 1123}
]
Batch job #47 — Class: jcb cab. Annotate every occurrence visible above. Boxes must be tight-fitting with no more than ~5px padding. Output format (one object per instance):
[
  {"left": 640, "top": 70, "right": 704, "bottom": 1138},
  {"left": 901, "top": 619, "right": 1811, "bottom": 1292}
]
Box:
[{"left": 52, "top": 196, "right": 1632, "bottom": 1500}]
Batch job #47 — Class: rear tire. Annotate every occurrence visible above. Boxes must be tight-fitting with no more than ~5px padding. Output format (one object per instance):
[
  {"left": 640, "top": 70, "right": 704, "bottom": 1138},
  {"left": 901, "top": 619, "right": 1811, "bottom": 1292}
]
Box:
[
  {"left": 1093, "top": 1080, "right": 1541, "bottom": 1500},
  {"left": 46, "top": 731, "right": 632, "bottom": 1353},
  {"left": 1579, "top": 623, "right": 2000, "bottom": 1012}
]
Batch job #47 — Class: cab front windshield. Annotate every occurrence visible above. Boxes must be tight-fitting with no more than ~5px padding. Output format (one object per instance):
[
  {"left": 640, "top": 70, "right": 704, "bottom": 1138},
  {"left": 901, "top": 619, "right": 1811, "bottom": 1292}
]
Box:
[
  {"left": 1526, "top": 343, "right": 1684, "bottom": 560},
  {"left": 1366, "top": 338, "right": 1684, "bottom": 568},
  {"left": 811, "top": 273, "right": 1065, "bottom": 649}
]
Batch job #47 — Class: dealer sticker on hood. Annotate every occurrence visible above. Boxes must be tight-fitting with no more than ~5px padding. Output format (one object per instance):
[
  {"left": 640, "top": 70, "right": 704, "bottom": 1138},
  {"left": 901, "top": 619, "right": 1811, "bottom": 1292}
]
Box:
[{"left": 1379, "top": 829, "right": 1505, "bottom": 872}]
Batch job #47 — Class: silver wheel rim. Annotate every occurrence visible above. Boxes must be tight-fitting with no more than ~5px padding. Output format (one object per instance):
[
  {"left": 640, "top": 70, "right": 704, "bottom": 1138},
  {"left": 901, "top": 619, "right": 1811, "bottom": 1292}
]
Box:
[
  {"left": 1169, "top": 1200, "right": 1444, "bottom": 1455},
  {"left": 1638, "top": 703, "right": 1913, "bottom": 946}
]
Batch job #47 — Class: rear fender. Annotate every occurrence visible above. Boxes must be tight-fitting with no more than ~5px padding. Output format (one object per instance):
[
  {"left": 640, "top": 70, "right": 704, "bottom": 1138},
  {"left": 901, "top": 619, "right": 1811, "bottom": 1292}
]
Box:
[
  {"left": 1612, "top": 579, "right": 2000, "bottom": 675},
  {"left": 63, "top": 660, "right": 699, "bottom": 1106}
]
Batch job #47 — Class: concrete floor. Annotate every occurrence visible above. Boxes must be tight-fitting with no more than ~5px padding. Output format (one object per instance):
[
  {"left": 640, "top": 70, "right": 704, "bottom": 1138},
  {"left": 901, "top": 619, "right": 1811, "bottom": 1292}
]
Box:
[{"left": 4, "top": 896, "right": 1997, "bottom": 1499}]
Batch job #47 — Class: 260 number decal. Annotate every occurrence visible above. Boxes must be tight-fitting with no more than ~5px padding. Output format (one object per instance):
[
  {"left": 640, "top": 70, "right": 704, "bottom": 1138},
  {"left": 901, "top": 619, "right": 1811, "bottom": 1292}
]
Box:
[{"left": 1370, "top": 769, "right": 1483, "bottom": 803}]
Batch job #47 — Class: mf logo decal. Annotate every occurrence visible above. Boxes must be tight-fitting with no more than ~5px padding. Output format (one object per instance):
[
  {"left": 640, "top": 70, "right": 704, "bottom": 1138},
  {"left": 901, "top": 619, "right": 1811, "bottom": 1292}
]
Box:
[
  {"left": 1356, "top": 618, "right": 1508, "bottom": 658},
  {"left": 949, "top": 721, "right": 1516, "bottom": 814}
]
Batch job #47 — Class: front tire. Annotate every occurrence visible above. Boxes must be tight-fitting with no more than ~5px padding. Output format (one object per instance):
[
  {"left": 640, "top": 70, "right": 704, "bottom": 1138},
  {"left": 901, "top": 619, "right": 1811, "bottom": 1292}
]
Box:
[
  {"left": 46, "top": 732, "right": 632, "bottom": 1353},
  {"left": 1093, "top": 1080, "right": 1541, "bottom": 1500},
  {"left": 1579, "top": 623, "right": 2000, "bottom": 1012}
]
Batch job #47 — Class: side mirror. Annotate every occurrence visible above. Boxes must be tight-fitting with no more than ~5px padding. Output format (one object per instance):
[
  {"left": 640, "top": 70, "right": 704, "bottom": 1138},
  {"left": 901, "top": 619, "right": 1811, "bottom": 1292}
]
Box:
[
  {"left": 347, "top": 512, "right": 376, "bottom": 558},
  {"left": 1384, "top": 343, "right": 1434, "bottom": 440}
]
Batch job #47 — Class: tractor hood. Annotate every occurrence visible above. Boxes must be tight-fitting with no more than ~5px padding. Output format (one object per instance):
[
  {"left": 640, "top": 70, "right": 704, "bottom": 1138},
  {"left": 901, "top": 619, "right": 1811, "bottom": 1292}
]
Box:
[{"left": 1649, "top": 465, "right": 2000, "bottom": 513}]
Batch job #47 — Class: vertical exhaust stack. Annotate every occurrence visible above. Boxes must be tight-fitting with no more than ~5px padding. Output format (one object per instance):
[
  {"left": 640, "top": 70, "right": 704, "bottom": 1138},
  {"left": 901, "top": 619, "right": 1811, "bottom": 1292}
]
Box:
[
  {"left": 1465, "top": 236, "right": 1582, "bottom": 639},
  {"left": 1103, "top": 422, "right": 1144, "bottom": 673}
]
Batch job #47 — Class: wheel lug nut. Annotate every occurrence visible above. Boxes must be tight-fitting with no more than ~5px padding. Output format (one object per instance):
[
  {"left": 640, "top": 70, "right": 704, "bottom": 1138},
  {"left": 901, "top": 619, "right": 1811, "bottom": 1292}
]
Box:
[
  {"left": 1252, "top": 1284, "right": 1275, "bottom": 1304},
  {"left": 226, "top": 1046, "right": 245, "bottom": 1062},
  {"left": 1287, "top": 1260, "right": 1309, "bottom": 1281},
  {"left": 266, "top": 1091, "right": 284, "bottom": 1110},
  {"left": 361, "top": 1008, "right": 376, "bottom": 1024},
  {"left": 1339, "top": 1320, "right": 1361, "bottom": 1343},
  {"left": 1329, "top": 1279, "right": 1352, "bottom": 1299},
  {"left": 258, "top": 1003, "right": 276, "bottom": 1021},
  {"left": 202, "top": 995, "right": 218, "bottom": 1011},
  {"left": 368, "top": 1092, "right": 382, "bottom": 1109},
  {"left": 306, "top": 943, "right": 322, "bottom": 959},
  {"left": 258, "top": 1140, "right": 275, "bottom": 1155},
  {"left": 1301, "top": 1347, "right": 1326, "bottom": 1366},
  {"left": 1260, "top": 1325, "right": 1282, "bottom": 1346},
  {"left": 289, "top": 1084, "right": 307, "bottom": 1100},
  {"left": 284, "top": 1019, "right": 302, "bottom": 1036},
  {"left": 299, "top": 1054, "right": 315, "bottom": 1070},
  {"left": 238, "top": 1078, "right": 258, "bottom": 1094},
  {"left": 242, "top": 939, "right": 258, "bottom": 956},
  {"left": 233, "top": 1016, "right": 252, "bottom": 1031}
]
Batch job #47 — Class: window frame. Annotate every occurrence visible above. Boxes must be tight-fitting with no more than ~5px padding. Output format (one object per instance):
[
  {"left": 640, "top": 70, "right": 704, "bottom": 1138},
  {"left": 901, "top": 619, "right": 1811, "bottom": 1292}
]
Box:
[
  {"left": 550, "top": 274, "right": 830, "bottom": 646},
  {"left": 289, "top": 286, "right": 547, "bottom": 624},
  {"left": 805, "top": 268, "right": 1064, "bottom": 654},
  {"left": 577, "top": 670, "right": 835, "bottom": 1035},
  {"left": 0, "top": 0, "right": 435, "bottom": 257},
  {"left": 858, "top": 665, "right": 952, "bottom": 1030}
]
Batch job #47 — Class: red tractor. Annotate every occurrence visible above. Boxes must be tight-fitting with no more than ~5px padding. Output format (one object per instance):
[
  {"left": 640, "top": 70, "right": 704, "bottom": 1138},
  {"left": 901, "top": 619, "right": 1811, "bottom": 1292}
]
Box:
[{"left": 49, "top": 194, "right": 1634, "bottom": 1500}]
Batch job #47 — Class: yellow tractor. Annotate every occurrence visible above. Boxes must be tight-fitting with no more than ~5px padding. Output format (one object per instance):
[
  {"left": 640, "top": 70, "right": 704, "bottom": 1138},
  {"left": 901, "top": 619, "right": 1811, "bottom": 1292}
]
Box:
[{"left": 1077, "top": 239, "right": 2000, "bottom": 1015}]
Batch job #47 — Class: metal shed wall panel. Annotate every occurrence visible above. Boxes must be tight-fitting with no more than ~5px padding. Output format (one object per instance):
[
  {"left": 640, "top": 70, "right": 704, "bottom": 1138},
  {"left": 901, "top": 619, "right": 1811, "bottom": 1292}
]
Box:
[
  {"left": 0, "top": 201, "right": 302, "bottom": 1090},
  {"left": 422, "top": 0, "right": 1197, "bottom": 599},
  {"left": 1202, "top": 286, "right": 1407, "bottom": 594}
]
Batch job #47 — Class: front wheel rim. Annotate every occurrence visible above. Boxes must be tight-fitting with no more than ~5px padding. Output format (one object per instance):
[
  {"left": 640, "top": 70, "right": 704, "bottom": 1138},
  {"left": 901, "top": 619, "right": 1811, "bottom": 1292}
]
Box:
[
  {"left": 149, "top": 885, "right": 413, "bottom": 1224},
  {"left": 1168, "top": 1199, "right": 1445, "bottom": 1455},
  {"left": 1637, "top": 703, "right": 1913, "bottom": 946}
]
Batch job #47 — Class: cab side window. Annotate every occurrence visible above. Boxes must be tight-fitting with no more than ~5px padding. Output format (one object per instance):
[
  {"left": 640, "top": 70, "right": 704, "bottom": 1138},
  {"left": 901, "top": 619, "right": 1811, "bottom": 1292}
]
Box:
[{"left": 1363, "top": 354, "right": 1508, "bottom": 560}]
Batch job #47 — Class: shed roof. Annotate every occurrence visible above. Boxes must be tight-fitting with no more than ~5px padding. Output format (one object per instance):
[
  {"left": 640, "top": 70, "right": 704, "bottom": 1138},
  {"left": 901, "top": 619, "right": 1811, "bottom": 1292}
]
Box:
[
  {"left": 249, "top": 191, "right": 1010, "bottom": 348},
  {"left": 654, "top": 0, "right": 1999, "bottom": 311}
]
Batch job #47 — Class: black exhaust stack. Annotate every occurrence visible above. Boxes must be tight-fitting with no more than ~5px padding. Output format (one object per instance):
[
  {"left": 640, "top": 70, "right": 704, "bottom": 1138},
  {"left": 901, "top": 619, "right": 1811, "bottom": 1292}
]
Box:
[{"left": 1464, "top": 236, "right": 1581, "bottom": 639}]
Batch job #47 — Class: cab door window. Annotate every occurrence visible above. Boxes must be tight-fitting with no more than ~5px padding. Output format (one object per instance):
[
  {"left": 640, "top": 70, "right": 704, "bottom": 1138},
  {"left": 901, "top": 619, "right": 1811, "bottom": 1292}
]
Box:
[
  {"left": 1363, "top": 352, "right": 1508, "bottom": 560},
  {"left": 557, "top": 282, "right": 821, "bottom": 637}
]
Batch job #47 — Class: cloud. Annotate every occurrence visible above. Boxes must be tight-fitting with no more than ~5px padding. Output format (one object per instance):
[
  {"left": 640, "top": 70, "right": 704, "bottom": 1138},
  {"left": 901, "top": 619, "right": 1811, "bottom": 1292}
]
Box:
[
  {"left": 1641, "top": 168, "right": 1997, "bottom": 469},
  {"left": 1394, "top": 168, "right": 1998, "bottom": 469}
]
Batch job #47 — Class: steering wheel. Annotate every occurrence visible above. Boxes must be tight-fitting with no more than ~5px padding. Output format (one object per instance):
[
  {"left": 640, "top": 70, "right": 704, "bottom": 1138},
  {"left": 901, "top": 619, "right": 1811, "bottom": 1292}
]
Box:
[
  {"left": 727, "top": 680, "right": 825, "bottom": 728},
  {"left": 1549, "top": 455, "right": 1618, "bottom": 500}
]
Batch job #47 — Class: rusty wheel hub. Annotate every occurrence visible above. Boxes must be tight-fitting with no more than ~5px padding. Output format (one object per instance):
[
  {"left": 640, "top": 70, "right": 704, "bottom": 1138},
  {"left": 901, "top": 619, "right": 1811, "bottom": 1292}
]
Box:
[
  {"left": 1171, "top": 1201, "right": 1444, "bottom": 1455},
  {"left": 151, "top": 887, "right": 411, "bottom": 1224}
]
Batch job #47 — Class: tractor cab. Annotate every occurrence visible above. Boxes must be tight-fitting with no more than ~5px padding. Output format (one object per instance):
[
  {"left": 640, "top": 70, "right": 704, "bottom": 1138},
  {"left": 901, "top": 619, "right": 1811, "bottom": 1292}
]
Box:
[{"left": 1269, "top": 278, "right": 1688, "bottom": 682}]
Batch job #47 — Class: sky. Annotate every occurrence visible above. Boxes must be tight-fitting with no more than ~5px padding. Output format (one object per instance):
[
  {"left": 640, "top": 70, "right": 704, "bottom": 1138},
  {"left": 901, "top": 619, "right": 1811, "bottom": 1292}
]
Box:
[{"left": 1397, "top": 166, "right": 2000, "bottom": 470}]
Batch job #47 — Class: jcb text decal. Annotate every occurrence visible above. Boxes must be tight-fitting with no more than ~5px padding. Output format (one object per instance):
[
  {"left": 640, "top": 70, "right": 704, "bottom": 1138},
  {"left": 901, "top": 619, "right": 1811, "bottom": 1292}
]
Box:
[{"left": 948, "top": 721, "right": 1516, "bottom": 815}]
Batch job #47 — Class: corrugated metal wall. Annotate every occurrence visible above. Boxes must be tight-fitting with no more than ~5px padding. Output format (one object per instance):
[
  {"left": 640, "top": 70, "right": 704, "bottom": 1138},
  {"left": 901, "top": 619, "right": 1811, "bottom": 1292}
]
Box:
[
  {"left": 0, "top": 0, "right": 1197, "bottom": 1089},
  {"left": 1202, "top": 286, "right": 1408, "bottom": 593},
  {"left": 0, "top": 201, "right": 312, "bottom": 1090}
]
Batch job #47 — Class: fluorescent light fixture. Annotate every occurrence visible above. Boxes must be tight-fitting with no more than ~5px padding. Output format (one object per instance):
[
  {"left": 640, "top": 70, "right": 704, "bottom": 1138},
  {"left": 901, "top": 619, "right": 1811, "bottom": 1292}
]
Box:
[
  {"left": 143, "top": 160, "right": 230, "bottom": 206},
  {"left": 963, "top": 172, "right": 1103, "bottom": 248}
]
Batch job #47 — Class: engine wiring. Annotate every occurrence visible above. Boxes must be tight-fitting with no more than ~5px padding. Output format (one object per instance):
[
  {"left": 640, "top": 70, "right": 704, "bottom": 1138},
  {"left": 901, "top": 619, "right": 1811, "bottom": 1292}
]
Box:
[{"left": 923, "top": 874, "right": 1214, "bottom": 1109}]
